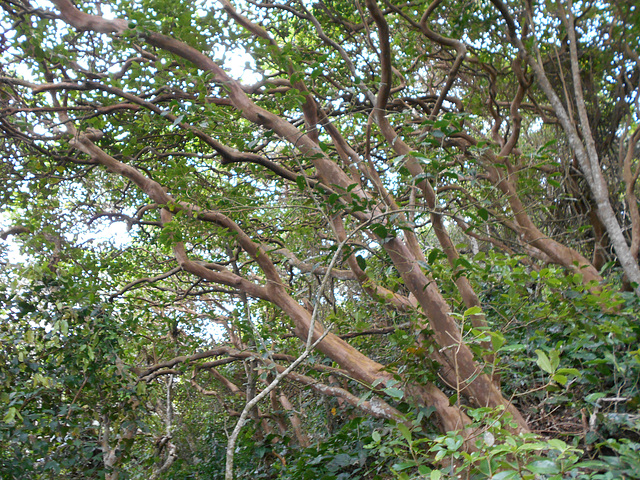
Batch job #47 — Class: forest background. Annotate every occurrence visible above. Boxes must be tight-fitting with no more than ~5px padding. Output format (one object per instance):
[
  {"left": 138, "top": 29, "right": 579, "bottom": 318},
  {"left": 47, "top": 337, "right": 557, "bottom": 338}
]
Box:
[{"left": 1, "top": 0, "right": 640, "bottom": 478}]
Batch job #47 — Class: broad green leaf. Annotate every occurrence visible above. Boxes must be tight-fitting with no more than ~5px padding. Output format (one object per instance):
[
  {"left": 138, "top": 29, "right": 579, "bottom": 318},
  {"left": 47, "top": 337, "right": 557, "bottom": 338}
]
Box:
[
  {"left": 464, "top": 306, "right": 483, "bottom": 317},
  {"left": 383, "top": 387, "right": 404, "bottom": 401},
  {"left": 490, "top": 471, "right": 518, "bottom": 480},
  {"left": 552, "top": 373, "right": 568, "bottom": 385},
  {"left": 535, "top": 349, "right": 555, "bottom": 374},
  {"left": 392, "top": 460, "right": 417, "bottom": 471},
  {"left": 526, "top": 460, "right": 560, "bottom": 474},
  {"left": 3, "top": 407, "right": 17, "bottom": 424},
  {"left": 397, "top": 422, "right": 412, "bottom": 444},
  {"left": 547, "top": 439, "right": 568, "bottom": 451}
]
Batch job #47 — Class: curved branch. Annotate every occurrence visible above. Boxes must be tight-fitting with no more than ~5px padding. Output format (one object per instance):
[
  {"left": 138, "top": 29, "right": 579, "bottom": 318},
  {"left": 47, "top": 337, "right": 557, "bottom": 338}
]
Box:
[
  {"left": 50, "top": 0, "right": 127, "bottom": 33},
  {"left": 277, "top": 367, "right": 403, "bottom": 422},
  {"left": 0, "top": 226, "right": 30, "bottom": 240},
  {"left": 108, "top": 266, "right": 182, "bottom": 301}
]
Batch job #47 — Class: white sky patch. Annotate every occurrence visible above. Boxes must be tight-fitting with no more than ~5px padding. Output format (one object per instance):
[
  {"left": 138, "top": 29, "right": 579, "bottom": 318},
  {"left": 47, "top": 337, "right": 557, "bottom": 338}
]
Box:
[
  {"left": 1, "top": 242, "right": 27, "bottom": 264},
  {"left": 79, "top": 221, "right": 132, "bottom": 249},
  {"left": 0, "top": 214, "right": 29, "bottom": 264},
  {"left": 0, "top": 211, "right": 133, "bottom": 267},
  {"left": 214, "top": 46, "right": 262, "bottom": 84}
]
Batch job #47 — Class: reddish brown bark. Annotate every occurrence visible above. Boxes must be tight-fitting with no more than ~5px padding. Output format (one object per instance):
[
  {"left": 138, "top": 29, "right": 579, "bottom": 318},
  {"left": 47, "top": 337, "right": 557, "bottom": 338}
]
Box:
[{"left": 49, "top": 0, "right": 527, "bottom": 437}]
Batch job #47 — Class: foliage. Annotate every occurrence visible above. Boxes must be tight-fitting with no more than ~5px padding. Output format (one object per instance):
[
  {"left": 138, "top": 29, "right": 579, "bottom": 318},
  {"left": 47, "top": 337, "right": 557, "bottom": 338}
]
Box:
[
  {"left": 279, "top": 418, "right": 388, "bottom": 480},
  {"left": 1, "top": 0, "right": 640, "bottom": 478},
  {"left": 0, "top": 273, "right": 150, "bottom": 479}
]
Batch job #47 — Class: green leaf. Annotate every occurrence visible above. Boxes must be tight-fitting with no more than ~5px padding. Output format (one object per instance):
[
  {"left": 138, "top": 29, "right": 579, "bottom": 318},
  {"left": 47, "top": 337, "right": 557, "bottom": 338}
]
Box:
[
  {"left": 383, "top": 387, "right": 404, "bottom": 401},
  {"left": 556, "top": 367, "right": 580, "bottom": 377},
  {"left": 3, "top": 406, "right": 17, "bottom": 424},
  {"left": 535, "top": 349, "right": 555, "bottom": 374},
  {"left": 552, "top": 373, "right": 568, "bottom": 385},
  {"left": 392, "top": 461, "right": 417, "bottom": 471},
  {"left": 418, "top": 465, "right": 432, "bottom": 475},
  {"left": 490, "top": 471, "right": 518, "bottom": 480},
  {"left": 397, "top": 422, "right": 412, "bottom": 444},
  {"left": 328, "top": 453, "right": 354, "bottom": 469},
  {"left": 357, "top": 390, "right": 372, "bottom": 406},
  {"left": 549, "top": 349, "right": 560, "bottom": 371},
  {"left": 434, "top": 449, "right": 447, "bottom": 461},
  {"left": 60, "top": 318, "right": 69, "bottom": 336},
  {"left": 547, "top": 439, "right": 568, "bottom": 451},
  {"left": 427, "top": 248, "right": 442, "bottom": 264},
  {"left": 489, "top": 332, "right": 506, "bottom": 351},
  {"left": 136, "top": 382, "right": 146, "bottom": 396},
  {"left": 371, "top": 223, "right": 389, "bottom": 239},
  {"left": 548, "top": 178, "right": 561, "bottom": 188},
  {"left": 443, "top": 435, "right": 463, "bottom": 451},
  {"left": 526, "top": 460, "right": 560, "bottom": 474},
  {"left": 464, "top": 306, "right": 483, "bottom": 317},
  {"left": 585, "top": 393, "right": 607, "bottom": 404}
]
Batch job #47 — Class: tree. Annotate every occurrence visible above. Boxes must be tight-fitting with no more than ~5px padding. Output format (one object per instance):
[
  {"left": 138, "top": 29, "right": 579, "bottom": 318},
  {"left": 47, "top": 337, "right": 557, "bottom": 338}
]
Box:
[{"left": 1, "top": 0, "right": 639, "bottom": 478}]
